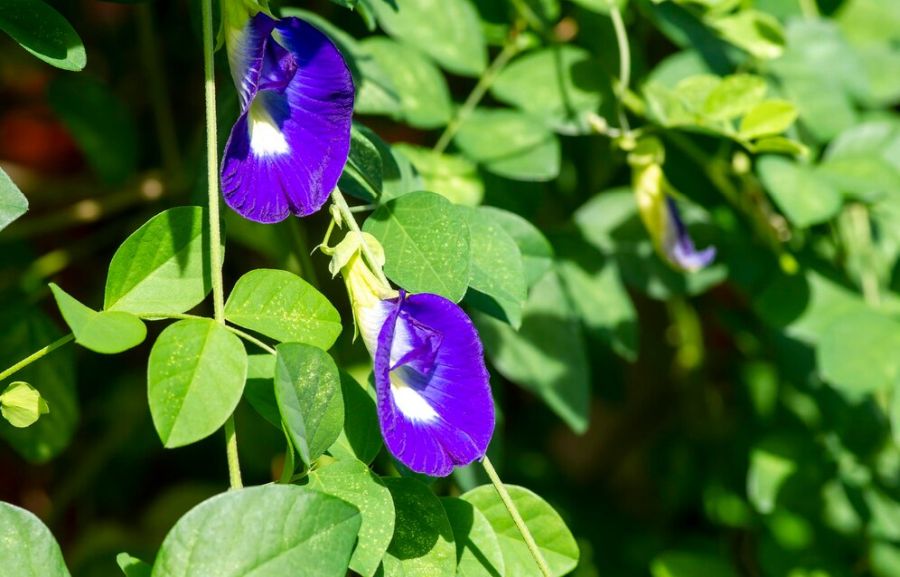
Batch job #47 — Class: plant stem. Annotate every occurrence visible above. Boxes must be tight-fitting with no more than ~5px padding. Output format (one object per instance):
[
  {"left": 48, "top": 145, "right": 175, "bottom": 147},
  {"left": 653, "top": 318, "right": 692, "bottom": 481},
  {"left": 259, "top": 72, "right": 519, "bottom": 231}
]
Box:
[
  {"left": 482, "top": 456, "right": 553, "bottom": 577},
  {"left": 331, "top": 187, "right": 392, "bottom": 288},
  {"left": 201, "top": 0, "right": 241, "bottom": 490},
  {"left": 608, "top": 0, "right": 632, "bottom": 133},
  {"left": 433, "top": 40, "right": 521, "bottom": 155},
  {"left": 226, "top": 324, "right": 278, "bottom": 355},
  {"left": 0, "top": 334, "right": 74, "bottom": 384}
]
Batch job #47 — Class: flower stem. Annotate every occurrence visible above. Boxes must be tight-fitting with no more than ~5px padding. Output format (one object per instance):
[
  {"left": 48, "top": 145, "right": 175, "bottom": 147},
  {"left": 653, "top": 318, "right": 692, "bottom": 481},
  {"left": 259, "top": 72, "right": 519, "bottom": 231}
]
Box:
[
  {"left": 0, "top": 334, "right": 74, "bottom": 384},
  {"left": 201, "top": 0, "right": 241, "bottom": 490},
  {"left": 481, "top": 456, "right": 553, "bottom": 577},
  {"left": 608, "top": 0, "right": 632, "bottom": 133},
  {"left": 433, "top": 39, "right": 521, "bottom": 155},
  {"left": 331, "top": 187, "right": 392, "bottom": 288}
]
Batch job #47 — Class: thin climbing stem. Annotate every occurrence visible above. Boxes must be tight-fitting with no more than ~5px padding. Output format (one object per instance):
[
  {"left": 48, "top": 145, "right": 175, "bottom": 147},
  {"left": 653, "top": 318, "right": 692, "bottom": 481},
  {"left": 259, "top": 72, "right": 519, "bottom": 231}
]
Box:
[
  {"left": 482, "top": 456, "right": 553, "bottom": 577},
  {"left": 433, "top": 39, "right": 521, "bottom": 155},
  {"left": 331, "top": 187, "right": 392, "bottom": 288},
  {"left": 608, "top": 0, "right": 632, "bottom": 133},
  {"left": 201, "top": 0, "right": 241, "bottom": 490},
  {"left": 225, "top": 324, "right": 278, "bottom": 356},
  {"left": 0, "top": 334, "right": 74, "bottom": 384}
]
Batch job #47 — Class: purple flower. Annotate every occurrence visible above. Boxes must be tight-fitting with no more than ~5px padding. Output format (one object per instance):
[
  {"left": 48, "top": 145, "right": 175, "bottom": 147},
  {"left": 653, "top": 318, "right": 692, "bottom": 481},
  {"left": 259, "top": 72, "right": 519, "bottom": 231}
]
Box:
[
  {"left": 221, "top": 12, "right": 354, "bottom": 223},
  {"left": 662, "top": 197, "right": 716, "bottom": 271},
  {"left": 339, "top": 234, "right": 495, "bottom": 476}
]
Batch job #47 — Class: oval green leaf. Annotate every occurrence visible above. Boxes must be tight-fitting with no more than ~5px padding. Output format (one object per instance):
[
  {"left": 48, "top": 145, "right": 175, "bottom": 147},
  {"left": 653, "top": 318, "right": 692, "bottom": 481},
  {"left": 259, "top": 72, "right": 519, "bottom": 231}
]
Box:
[
  {"left": 0, "top": 501, "right": 70, "bottom": 576},
  {"left": 328, "top": 372, "right": 382, "bottom": 465},
  {"left": 151, "top": 485, "right": 360, "bottom": 577},
  {"left": 0, "top": 167, "right": 28, "bottom": 232},
  {"left": 381, "top": 477, "right": 456, "bottom": 577},
  {"left": 50, "top": 284, "right": 146, "bottom": 354},
  {"left": 148, "top": 318, "right": 247, "bottom": 448},
  {"left": 480, "top": 206, "right": 554, "bottom": 287},
  {"left": 225, "top": 269, "right": 342, "bottom": 349},
  {"left": 275, "top": 343, "right": 344, "bottom": 466},
  {"left": 462, "top": 484, "right": 579, "bottom": 577},
  {"left": 0, "top": 0, "right": 85, "bottom": 71},
  {"left": 817, "top": 310, "right": 900, "bottom": 399},
  {"left": 441, "top": 497, "right": 506, "bottom": 577},
  {"left": 363, "top": 191, "right": 471, "bottom": 301},
  {"left": 756, "top": 156, "right": 842, "bottom": 227},
  {"left": 105, "top": 207, "right": 219, "bottom": 316},
  {"left": 308, "top": 458, "right": 395, "bottom": 577}
]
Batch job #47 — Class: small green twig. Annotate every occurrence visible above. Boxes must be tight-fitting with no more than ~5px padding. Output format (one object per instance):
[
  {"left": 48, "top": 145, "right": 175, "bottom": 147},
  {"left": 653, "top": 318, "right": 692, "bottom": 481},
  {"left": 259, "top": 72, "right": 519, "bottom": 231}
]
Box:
[
  {"left": 331, "top": 188, "right": 392, "bottom": 288},
  {"left": 0, "top": 334, "right": 74, "bottom": 384},
  {"left": 433, "top": 39, "right": 522, "bottom": 155},
  {"left": 608, "top": 0, "right": 632, "bottom": 133},
  {"left": 482, "top": 456, "right": 553, "bottom": 577},
  {"left": 225, "top": 324, "right": 278, "bottom": 355}
]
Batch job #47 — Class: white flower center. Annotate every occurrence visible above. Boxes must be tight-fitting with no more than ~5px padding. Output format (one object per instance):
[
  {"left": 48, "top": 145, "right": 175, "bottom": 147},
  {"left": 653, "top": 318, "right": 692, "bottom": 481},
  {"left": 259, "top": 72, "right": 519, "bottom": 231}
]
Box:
[
  {"left": 390, "top": 378, "right": 438, "bottom": 423},
  {"left": 248, "top": 100, "right": 289, "bottom": 156}
]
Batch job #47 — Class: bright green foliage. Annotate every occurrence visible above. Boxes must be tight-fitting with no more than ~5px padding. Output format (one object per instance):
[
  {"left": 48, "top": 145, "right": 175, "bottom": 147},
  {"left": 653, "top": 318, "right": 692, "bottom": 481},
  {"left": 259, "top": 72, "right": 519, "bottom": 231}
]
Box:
[
  {"left": 47, "top": 75, "right": 137, "bottom": 184},
  {"left": 364, "top": 191, "right": 470, "bottom": 301},
  {"left": 441, "top": 497, "right": 506, "bottom": 577},
  {"left": 477, "top": 271, "right": 590, "bottom": 433},
  {"left": 151, "top": 485, "right": 361, "bottom": 577},
  {"left": 462, "top": 206, "right": 527, "bottom": 328},
  {"left": 491, "top": 46, "right": 610, "bottom": 134},
  {"left": 0, "top": 382, "right": 49, "bottom": 428},
  {"left": 0, "top": 168, "right": 28, "bottom": 232},
  {"left": 50, "top": 284, "right": 146, "bottom": 354},
  {"left": 756, "top": 156, "right": 842, "bottom": 227},
  {"left": 105, "top": 207, "right": 217, "bottom": 316},
  {"left": 275, "top": 343, "right": 344, "bottom": 466},
  {"left": 0, "top": 0, "right": 85, "bottom": 70},
  {"left": 747, "top": 437, "right": 799, "bottom": 514},
  {"left": 480, "top": 207, "right": 554, "bottom": 287},
  {"left": 368, "top": 0, "right": 486, "bottom": 76},
  {"left": 225, "top": 269, "right": 342, "bottom": 349},
  {"left": 381, "top": 477, "right": 456, "bottom": 577},
  {"left": 307, "top": 458, "right": 395, "bottom": 577},
  {"left": 739, "top": 100, "right": 799, "bottom": 140},
  {"left": 116, "top": 553, "right": 151, "bottom": 577},
  {"left": 454, "top": 110, "right": 560, "bottom": 181},
  {"left": 358, "top": 38, "right": 452, "bottom": 128},
  {"left": 394, "top": 144, "right": 484, "bottom": 206},
  {"left": 328, "top": 372, "right": 382, "bottom": 465},
  {"left": 462, "top": 485, "right": 579, "bottom": 577},
  {"left": 817, "top": 311, "right": 900, "bottom": 398},
  {"left": 147, "top": 318, "right": 247, "bottom": 448},
  {"left": 0, "top": 501, "right": 71, "bottom": 576}
]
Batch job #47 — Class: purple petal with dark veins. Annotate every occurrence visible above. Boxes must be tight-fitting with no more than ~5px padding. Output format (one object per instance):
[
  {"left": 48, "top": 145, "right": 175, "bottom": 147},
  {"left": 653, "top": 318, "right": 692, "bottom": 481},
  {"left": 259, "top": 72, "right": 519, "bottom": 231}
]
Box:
[
  {"left": 374, "top": 293, "right": 495, "bottom": 477},
  {"left": 664, "top": 197, "right": 716, "bottom": 272},
  {"left": 221, "top": 14, "right": 354, "bottom": 223}
]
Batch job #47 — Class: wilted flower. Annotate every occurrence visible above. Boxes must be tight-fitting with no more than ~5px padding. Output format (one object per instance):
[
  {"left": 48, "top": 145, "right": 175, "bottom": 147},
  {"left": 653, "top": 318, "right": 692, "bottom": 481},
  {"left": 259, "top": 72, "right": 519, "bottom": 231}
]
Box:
[
  {"left": 221, "top": 6, "right": 354, "bottom": 223},
  {"left": 629, "top": 137, "right": 715, "bottom": 272},
  {"left": 335, "top": 232, "right": 495, "bottom": 476}
]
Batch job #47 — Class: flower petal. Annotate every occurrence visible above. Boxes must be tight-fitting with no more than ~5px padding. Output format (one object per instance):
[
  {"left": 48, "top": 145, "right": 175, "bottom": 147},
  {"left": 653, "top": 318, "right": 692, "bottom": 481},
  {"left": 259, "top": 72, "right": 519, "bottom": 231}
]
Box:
[
  {"left": 374, "top": 293, "right": 494, "bottom": 476},
  {"left": 221, "top": 15, "right": 354, "bottom": 223},
  {"left": 225, "top": 12, "right": 278, "bottom": 108},
  {"left": 664, "top": 197, "right": 716, "bottom": 272}
]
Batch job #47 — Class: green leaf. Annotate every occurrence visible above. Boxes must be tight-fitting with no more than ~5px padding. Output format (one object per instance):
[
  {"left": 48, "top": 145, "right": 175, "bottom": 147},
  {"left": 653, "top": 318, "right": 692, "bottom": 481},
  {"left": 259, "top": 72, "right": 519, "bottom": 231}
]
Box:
[
  {"left": 479, "top": 207, "right": 553, "bottom": 287},
  {"left": 476, "top": 270, "right": 590, "bottom": 433},
  {"left": 747, "top": 437, "right": 798, "bottom": 514},
  {"left": 441, "top": 497, "right": 506, "bottom": 577},
  {"left": 0, "top": 309, "right": 78, "bottom": 462},
  {"left": 381, "top": 477, "right": 456, "bottom": 577},
  {"left": 117, "top": 553, "right": 152, "bottom": 577},
  {"left": 394, "top": 144, "right": 484, "bottom": 207},
  {"left": 491, "top": 46, "right": 610, "bottom": 134},
  {"left": 275, "top": 343, "right": 344, "bottom": 466},
  {"left": 0, "top": 167, "right": 28, "bottom": 232},
  {"left": 147, "top": 318, "right": 247, "bottom": 448},
  {"left": 739, "top": 100, "right": 799, "bottom": 140},
  {"left": 340, "top": 125, "right": 386, "bottom": 203},
  {"left": 358, "top": 38, "right": 452, "bottom": 128},
  {"left": 651, "top": 550, "right": 738, "bottom": 577},
  {"left": 462, "top": 484, "right": 579, "bottom": 577},
  {"left": 50, "top": 284, "right": 146, "bottom": 354},
  {"left": 454, "top": 110, "right": 560, "bottom": 182},
  {"left": 462, "top": 206, "right": 527, "bottom": 328},
  {"left": 308, "top": 458, "right": 395, "bottom": 577},
  {"left": 817, "top": 310, "right": 900, "bottom": 398},
  {"left": 756, "top": 156, "right": 842, "bottom": 227},
  {"left": 369, "top": 0, "right": 486, "bottom": 76},
  {"left": 225, "top": 269, "right": 342, "bottom": 349},
  {"left": 244, "top": 354, "right": 280, "bottom": 428},
  {"left": 702, "top": 74, "right": 768, "bottom": 121},
  {"left": 105, "top": 207, "right": 218, "bottom": 316},
  {"left": 47, "top": 75, "right": 138, "bottom": 184},
  {"left": 0, "top": 382, "right": 49, "bottom": 428},
  {"left": 0, "top": 501, "right": 70, "bottom": 576},
  {"left": 748, "top": 136, "right": 808, "bottom": 157},
  {"left": 363, "top": 191, "right": 471, "bottom": 301},
  {"left": 329, "top": 372, "right": 382, "bottom": 465},
  {"left": 151, "top": 485, "right": 361, "bottom": 577},
  {"left": 710, "top": 9, "right": 785, "bottom": 60},
  {"left": 0, "top": 0, "right": 85, "bottom": 71}
]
